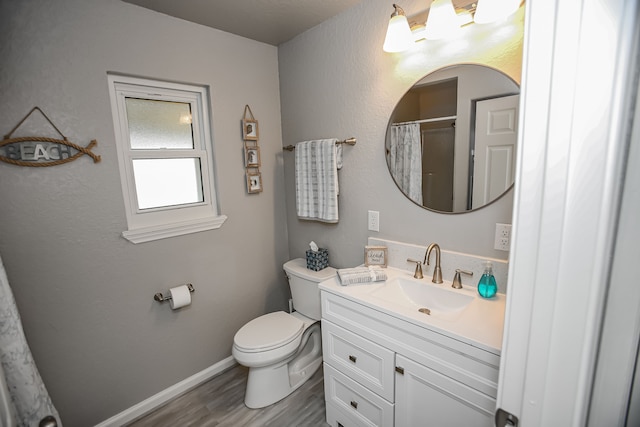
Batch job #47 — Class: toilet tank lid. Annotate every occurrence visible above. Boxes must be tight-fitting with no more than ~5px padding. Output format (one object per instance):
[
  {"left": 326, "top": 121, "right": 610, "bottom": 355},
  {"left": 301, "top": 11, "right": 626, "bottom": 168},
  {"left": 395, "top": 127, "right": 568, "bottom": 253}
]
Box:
[{"left": 284, "top": 258, "right": 337, "bottom": 282}]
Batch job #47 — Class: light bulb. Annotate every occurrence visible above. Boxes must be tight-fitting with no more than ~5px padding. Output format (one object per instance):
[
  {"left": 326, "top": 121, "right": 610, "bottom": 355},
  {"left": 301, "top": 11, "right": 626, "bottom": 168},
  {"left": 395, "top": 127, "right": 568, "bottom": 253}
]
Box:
[
  {"left": 424, "top": 0, "right": 460, "bottom": 40},
  {"left": 474, "top": 0, "right": 520, "bottom": 24},
  {"left": 383, "top": 5, "right": 414, "bottom": 52}
]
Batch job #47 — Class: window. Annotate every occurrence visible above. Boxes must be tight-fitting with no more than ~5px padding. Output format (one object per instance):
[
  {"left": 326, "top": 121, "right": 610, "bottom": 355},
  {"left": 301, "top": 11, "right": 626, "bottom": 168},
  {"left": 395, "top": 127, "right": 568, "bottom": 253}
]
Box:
[{"left": 107, "top": 74, "right": 226, "bottom": 243}]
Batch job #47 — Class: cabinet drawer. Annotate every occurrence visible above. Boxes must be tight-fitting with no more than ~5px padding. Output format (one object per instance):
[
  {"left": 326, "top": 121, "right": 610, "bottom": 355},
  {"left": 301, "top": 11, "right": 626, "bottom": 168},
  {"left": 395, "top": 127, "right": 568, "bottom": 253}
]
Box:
[
  {"left": 324, "top": 363, "right": 394, "bottom": 427},
  {"left": 326, "top": 402, "right": 368, "bottom": 427},
  {"left": 323, "top": 320, "right": 395, "bottom": 401}
]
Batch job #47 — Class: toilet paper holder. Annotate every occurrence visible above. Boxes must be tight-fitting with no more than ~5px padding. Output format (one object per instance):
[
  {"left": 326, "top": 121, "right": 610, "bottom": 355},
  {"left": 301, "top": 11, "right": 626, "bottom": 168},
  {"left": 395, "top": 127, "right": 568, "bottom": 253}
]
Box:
[{"left": 154, "top": 284, "right": 195, "bottom": 303}]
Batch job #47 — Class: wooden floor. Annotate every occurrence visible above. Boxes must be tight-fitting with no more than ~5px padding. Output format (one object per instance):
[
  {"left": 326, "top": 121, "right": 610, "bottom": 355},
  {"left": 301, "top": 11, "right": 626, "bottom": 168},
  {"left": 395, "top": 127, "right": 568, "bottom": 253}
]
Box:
[{"left": 127, "top": 364, "right": 330, "bottom": 427}]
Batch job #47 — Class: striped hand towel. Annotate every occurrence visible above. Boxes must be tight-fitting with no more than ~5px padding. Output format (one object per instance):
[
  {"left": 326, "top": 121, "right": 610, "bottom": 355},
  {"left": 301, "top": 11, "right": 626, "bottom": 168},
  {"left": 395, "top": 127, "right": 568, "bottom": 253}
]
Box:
[
  {"left": 337, "top": 266, "right": 388, "bottom": 286},
  {"left": 295, "top": 139, "right": 340, "bottom": 223}
]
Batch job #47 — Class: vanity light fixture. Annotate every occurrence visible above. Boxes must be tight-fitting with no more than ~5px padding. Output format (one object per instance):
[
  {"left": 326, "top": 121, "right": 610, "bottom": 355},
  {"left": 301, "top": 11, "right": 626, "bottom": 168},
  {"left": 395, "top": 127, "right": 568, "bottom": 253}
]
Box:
[
  {"left": 383, "top": 4, "right": 414, "bottom": 52},
  {"left": 474, "top": 0, "right": 520, "bottom": 24},
  {"left": 424, "top": 0, "right": 460, "bottom": 40},
  {"left": 410, "top": 23, "right": 428, "bottom": 42},
  {"left": 456, "top": 7, "right": 475, "bottom": 27},
  {"left": 383, "top": 1, "right": 522, "bottom": 51}
]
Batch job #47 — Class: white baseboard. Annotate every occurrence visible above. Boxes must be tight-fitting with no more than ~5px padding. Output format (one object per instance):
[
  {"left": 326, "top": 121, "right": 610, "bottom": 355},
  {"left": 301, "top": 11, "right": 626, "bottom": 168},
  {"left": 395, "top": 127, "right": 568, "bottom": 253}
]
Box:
[{"left": 95, "top": 356, "right": 237, "bottom": 427}]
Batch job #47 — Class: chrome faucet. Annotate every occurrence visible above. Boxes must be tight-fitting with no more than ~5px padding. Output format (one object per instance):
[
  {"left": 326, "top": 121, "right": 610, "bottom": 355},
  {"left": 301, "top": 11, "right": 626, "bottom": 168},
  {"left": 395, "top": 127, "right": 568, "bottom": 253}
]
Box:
[{"left": 423, "top": 243, "right": 443, "bottom": 284}]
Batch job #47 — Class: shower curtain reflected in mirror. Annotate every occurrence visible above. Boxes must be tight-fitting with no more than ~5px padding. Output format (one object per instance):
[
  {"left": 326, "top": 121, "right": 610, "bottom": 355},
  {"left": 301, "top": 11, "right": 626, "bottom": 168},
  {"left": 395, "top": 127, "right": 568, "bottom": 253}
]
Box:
[
  {"left": 0, "top": 253, "right": 61, "bottom": 426},
  {"left": 389, "top": 123, "right": 423, "bottom": 205}
]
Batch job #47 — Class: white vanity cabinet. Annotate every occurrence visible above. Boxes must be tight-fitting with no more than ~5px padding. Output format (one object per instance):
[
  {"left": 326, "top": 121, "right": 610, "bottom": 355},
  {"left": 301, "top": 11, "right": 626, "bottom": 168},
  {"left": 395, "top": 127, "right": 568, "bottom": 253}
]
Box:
[{"left": 321, "top": 289, "right": 500, "bottom": 427}]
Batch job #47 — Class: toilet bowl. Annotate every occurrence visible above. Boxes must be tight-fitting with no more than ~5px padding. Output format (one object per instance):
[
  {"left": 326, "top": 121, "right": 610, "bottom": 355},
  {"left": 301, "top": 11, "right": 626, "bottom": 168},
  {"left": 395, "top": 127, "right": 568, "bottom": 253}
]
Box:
[{"left": 232, "top": 258, "right": 336, "bottom": 408}]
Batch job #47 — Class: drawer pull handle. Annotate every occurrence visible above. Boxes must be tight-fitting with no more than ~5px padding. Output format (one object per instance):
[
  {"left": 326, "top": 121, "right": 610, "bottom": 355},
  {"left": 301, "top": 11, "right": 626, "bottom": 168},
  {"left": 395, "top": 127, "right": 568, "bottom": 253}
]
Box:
[
  {"left": 350, "top": 400, "right": 358, "bottom": 410},
  {"left": 348, "top": 355, "right": 357, "bottom": 363},
  {"left": 395, "top": 366, "right": 405, "bottom": 375}
]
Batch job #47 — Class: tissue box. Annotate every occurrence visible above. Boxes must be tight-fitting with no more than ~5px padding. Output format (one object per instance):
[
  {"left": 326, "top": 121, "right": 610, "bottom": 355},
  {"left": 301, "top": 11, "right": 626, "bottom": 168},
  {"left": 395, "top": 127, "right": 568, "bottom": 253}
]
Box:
[{"left": 306, "top": 248, "right": 329, "bottom": 271}]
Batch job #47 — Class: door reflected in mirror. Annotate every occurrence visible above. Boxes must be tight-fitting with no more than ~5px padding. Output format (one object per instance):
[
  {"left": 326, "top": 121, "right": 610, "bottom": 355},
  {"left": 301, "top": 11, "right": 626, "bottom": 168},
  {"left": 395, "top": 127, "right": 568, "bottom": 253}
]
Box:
[{"left": 386, "top": 64, "right": 520, "bottom": 213}]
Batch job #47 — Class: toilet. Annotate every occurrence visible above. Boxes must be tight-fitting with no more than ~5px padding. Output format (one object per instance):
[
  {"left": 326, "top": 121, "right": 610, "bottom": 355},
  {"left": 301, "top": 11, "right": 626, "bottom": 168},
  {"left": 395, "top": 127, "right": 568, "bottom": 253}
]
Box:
[{"left": 232, "top": 258, "right": 336, "bottom": 408}]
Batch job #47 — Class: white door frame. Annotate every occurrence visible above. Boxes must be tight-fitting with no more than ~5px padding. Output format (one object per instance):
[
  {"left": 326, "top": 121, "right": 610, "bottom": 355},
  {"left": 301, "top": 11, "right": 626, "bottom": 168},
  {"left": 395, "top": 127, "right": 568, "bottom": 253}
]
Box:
[
  {"left": 497, "top": 0, "right": 640, "bottom": 425},
  {"left": 588, "top": 69, "right": 640, "bottom": 426}
]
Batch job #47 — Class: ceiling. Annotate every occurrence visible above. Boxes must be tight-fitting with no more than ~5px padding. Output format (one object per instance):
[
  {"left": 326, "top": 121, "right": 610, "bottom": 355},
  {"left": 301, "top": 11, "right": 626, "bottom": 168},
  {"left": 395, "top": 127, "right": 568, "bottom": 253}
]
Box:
[{"left": 122, "top": 0, "right": 363, "bottom": 46}]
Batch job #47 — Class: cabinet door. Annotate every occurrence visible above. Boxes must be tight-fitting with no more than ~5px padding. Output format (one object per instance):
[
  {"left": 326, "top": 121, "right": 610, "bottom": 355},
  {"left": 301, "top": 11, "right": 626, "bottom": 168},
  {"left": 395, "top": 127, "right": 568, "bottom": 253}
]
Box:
[{"left": 395, "top": 355, "right": 494, "bottom": 427}]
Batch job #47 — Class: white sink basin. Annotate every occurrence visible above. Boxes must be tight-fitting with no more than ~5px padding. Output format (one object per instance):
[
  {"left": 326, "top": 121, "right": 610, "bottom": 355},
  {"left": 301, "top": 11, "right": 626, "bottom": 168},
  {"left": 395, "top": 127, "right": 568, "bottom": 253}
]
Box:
[
  {"left": 371, "top": 276, "right": 474, "bottom": 321},
  {"left": 397, "top": 277, "right": 474, "bottom": 311}
]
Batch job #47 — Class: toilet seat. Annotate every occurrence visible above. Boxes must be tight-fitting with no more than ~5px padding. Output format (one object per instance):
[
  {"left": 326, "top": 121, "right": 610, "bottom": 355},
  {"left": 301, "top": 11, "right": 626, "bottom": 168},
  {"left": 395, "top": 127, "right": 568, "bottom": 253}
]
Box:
[{"left": 234, "top": 311, "right": 304, "bottom": 353}]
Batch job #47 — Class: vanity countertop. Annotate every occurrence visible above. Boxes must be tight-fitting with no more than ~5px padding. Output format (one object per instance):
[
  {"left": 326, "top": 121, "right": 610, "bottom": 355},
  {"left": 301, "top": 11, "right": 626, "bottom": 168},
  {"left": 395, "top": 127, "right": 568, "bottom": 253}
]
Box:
[{"left": 319, "top": 267, "right": 506, "bottom": 355}]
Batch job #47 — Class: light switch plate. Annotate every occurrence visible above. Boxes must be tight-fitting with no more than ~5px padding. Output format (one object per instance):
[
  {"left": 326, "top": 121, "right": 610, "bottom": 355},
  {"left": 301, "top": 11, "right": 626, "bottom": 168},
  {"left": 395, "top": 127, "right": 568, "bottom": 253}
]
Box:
[{"left": 368, "top": 210, "right": 380, "bottom": 232}]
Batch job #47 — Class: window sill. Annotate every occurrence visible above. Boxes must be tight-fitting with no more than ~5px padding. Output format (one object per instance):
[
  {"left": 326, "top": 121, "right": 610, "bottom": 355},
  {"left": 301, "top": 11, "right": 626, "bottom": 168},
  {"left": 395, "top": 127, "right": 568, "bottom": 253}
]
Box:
[{"left": 122, "top": 215, "right": 228, "bottom": 244}]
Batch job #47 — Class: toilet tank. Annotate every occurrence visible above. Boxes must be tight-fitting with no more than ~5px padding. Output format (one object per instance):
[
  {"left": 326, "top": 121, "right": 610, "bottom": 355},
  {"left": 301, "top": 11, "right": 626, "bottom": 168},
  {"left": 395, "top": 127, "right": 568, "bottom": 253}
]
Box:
[{"left": 283, "top": 258, "right": 336, "bottom": 320}]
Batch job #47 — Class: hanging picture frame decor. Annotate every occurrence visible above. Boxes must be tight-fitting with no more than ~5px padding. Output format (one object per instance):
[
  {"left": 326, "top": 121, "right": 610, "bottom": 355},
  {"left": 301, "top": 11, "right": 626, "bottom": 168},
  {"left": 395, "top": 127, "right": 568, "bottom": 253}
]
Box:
[
  {"left": 244, "top": 145, "right": 261, "bottom": 168},
  {"left": 246, "top": 171, "right": 263, "bottom": 194},
  {"left": 242, "top": 105, "right": 259, "bottom": 141}
]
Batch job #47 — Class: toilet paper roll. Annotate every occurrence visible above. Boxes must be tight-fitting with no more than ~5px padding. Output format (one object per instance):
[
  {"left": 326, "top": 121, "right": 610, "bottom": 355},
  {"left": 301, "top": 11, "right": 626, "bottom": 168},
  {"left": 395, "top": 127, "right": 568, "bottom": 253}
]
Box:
[{"left": 169, "top": 285, "right": 191, "bottom": 309}]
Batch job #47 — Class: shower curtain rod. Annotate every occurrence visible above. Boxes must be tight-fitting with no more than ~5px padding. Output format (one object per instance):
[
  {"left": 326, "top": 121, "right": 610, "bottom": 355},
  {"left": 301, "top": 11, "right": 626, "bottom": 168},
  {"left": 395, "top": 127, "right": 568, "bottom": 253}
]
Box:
[
  {"left": 392, "top": 115, "right": 457, "bottom": 126},
  {"left": 282, "top": 137, "right": 356, "bottom": 151}
]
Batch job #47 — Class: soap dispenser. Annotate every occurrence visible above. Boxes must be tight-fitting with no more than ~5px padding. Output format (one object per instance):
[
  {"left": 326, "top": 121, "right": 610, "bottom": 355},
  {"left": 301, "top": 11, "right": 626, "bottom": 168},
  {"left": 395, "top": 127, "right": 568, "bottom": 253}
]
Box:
[{"left": 477, "top": 261, "right": 497, "bottom": 298}]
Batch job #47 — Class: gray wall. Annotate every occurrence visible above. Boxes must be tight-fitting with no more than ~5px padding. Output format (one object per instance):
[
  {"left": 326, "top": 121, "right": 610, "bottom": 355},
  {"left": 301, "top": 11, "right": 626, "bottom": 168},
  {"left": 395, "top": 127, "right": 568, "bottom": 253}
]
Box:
[
  {"left": 279, "top": 0, "right": 524, "bottom": 268},
  {"left": 0, "top": 0, "right": 288, "bottom": 425},
  {"left": 0, "top": 0, "right": 524, "bottom": 424}
]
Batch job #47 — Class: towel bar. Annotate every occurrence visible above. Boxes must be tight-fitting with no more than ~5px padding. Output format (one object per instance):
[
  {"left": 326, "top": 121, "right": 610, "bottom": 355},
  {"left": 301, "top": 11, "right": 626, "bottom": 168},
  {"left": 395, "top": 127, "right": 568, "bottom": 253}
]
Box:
[{"left": 283, "top": 137, "right": 356, "bottom": 151}]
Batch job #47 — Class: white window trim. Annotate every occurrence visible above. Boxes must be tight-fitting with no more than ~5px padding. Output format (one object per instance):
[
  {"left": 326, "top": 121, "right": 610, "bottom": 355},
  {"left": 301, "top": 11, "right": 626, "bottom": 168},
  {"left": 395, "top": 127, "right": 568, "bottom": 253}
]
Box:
[
  {"left": 121, "top": 216, "right": 227, "bottom": 244},
  {"left": 107, "top": 74, "right": 226, "bottom": 243}
]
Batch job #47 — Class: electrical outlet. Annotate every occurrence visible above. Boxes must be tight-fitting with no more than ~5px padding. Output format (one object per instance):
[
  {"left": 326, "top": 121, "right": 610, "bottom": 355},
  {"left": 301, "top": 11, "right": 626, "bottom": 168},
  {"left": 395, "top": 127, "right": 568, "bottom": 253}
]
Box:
[
  {"left": 368, "top": 210, "right": 380, "bottom": 232},
  {"left": 494, "top": 223, "right": 512, "bottom": 251}
]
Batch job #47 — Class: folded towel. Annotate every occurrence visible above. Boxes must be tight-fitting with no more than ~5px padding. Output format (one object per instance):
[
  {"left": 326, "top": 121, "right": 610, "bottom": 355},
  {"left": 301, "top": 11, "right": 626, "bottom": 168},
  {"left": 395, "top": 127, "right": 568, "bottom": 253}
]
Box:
[
  {"left": 337, "top": 266, "right": 387, "bottom": 286},
  {"left": 295, "top": 139, "right": 340, "bottom": 223}
]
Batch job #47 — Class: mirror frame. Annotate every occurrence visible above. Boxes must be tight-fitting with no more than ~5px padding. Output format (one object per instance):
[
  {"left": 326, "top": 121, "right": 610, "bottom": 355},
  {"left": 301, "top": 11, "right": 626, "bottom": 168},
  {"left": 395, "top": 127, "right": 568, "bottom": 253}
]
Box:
[{"left": 385, "top": 63, "right": 520, "bottom": 214}]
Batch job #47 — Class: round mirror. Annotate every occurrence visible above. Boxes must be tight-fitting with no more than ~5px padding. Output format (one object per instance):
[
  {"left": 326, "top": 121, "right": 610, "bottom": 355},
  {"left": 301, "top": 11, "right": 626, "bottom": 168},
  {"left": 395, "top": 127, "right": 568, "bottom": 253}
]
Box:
[{"left": 386, "top": 64, "right": 520, "bottom": 213}]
